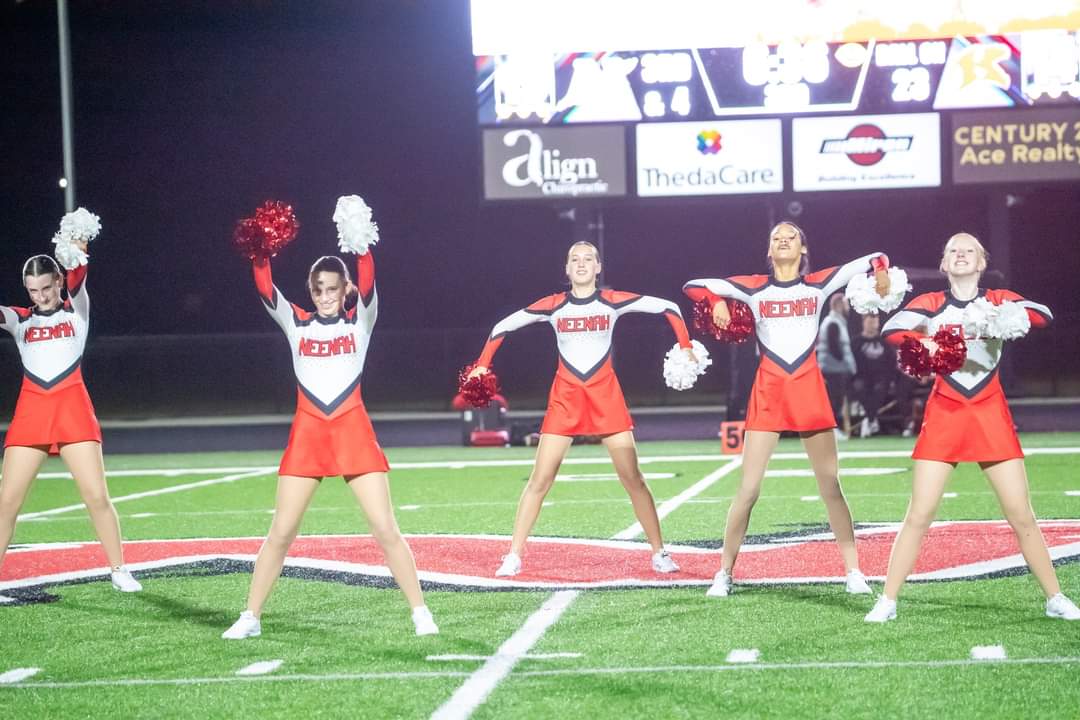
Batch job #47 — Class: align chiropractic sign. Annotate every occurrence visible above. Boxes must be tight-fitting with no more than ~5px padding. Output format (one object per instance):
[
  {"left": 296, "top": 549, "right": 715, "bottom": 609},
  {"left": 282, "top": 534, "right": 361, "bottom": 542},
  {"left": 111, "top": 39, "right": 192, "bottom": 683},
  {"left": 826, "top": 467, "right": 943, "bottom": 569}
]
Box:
[
  {"left": 952, "top": 108, "right": 1080, "bottom": 184},
  {"left": 482, "top": 126, "right": 627, "bottom": 200}
]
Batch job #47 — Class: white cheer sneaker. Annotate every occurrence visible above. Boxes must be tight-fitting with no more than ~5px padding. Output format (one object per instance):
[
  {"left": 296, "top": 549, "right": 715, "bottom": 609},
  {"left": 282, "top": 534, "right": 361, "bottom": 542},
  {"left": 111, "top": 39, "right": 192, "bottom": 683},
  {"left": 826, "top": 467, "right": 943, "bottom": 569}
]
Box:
[
  {"left": 222, "top": 611, "right": 262, "bottom": 640},
  {"left": 651, "top": 550, "right": 679, "bottom": 573},
  {"left": 1045, "top": 593, "right": 1080, "bottom": 620},
  {"left": 111, "top": 567, "right": 143, "bottom": 593},
  {"left": 706, "top": 569, "right": 732, "bottom": 598},
  {"left": 864, "top": 595, "right": 897, "bottom": 623},
  {"left": 412, "top": 606, "right": 439, "bottom": 636},
  {"left": 495, "top": 552, "right": 522, "bottom": 577},
  {"left": 845, "top": 569, "right": 873, "bottom": 595}
]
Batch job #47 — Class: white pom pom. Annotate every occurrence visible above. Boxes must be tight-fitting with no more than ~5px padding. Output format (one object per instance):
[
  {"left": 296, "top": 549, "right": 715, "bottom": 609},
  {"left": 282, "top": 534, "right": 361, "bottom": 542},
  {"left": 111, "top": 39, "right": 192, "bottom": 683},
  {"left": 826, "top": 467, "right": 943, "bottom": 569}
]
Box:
[
  {"left": 332, "top": 195, "right": 380, "bottom": 255},
  {"left": 845, "top": 266, "right": 910, "bottom": 315},
  {"left": 662, "top": 339, "right": 712, "bottom": 391},
  {"left": 58, "top": 207, "right": 101, "bottom": 243},
  {"left": 961, "top": 297, "right": 996, "bottom": 338},
  {"left": 52, "top": 232, "right": 88, "bottom": 270},
  {"left": 990, "top": 300, "right": 1031, "bottom": 340}
]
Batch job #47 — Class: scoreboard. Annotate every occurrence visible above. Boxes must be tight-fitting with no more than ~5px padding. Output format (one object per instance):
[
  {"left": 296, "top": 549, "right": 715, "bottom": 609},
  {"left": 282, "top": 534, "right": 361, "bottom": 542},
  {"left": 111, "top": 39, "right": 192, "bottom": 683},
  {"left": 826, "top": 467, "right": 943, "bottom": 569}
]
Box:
[
  {"left": 472, "top": 1, "right": 1080, "bottom": 200},
  {"left": 478, "top": 36, "right": 1080, "bottom": 125}
]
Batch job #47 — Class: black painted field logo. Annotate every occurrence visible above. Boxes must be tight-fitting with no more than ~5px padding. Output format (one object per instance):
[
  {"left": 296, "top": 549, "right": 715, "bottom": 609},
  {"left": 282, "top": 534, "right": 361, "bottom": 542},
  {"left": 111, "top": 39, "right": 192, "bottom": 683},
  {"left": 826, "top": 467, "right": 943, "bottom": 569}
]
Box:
[{"left": 3, "top": 521, "right": 1079, "bottom": 604}]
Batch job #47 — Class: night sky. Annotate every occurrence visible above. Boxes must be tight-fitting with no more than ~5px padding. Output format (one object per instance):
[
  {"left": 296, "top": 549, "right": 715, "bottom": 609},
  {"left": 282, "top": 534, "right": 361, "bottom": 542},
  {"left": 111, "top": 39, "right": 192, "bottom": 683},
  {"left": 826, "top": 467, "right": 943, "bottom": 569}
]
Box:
[{"left": 4, "top": 1, "right": 1080, "bottom": 412}]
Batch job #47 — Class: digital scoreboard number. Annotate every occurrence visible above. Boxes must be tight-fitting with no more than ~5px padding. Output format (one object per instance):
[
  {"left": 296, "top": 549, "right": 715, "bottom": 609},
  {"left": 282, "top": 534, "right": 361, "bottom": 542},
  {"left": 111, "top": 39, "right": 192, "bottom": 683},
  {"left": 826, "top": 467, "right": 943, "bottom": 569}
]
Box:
[{"left": 476, "top": 31, "right": 1080, "bottom": 125}]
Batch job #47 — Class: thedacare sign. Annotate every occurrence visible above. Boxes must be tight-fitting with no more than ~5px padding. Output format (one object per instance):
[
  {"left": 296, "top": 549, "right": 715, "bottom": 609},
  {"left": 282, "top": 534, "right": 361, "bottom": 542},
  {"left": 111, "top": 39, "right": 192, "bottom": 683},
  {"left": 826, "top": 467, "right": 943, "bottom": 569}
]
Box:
[
  {"left": 952, "top": 107, "right": 1080, "bottom": 184},
  {"left": 482, "top": 126, "right": 627, "bottom": 200},
  {"left": 635, "top": 120, "right": 783, "bottom": 197},
  {"left": 792, "top": 112, "right": 941, "bottom": 191}
]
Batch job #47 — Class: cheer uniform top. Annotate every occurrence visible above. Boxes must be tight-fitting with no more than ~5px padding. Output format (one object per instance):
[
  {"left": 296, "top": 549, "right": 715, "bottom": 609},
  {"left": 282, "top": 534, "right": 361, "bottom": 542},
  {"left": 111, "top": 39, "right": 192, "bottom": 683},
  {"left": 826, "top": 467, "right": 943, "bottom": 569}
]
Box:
[
  {"left": 684, "top": 253, "right": 885, "bottom": 432},
  {"left": 882, "top": 289, "right": 1051, "bottom": 463},
  {"left": 476, "top": 290, "right": 692, "bottom": 436},
  {"left": 254, "top": 252, "right": 388, "bottom": 478},
  {"left": 2, "top": 265, "right": 101, "bottom": 452}
]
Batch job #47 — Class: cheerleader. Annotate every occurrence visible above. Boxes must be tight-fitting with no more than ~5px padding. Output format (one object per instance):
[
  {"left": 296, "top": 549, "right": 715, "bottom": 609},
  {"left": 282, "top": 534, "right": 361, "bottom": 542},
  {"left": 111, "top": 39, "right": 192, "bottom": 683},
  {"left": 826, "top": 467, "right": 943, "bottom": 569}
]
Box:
[
  {"left": 865, "top": 232, "right": 1080, "bottom": 622},
  {"left": 222, "top": 198, "right": 437, "bottom": 638},
  {"left": 468, "top": 241, "right": 700, "bottom": 577},
  {"left": 0, "top": 228, "right": 141, "bottom": 595},
  {"left": 684, "top": 221, "right": 891, "bottom": 597}
]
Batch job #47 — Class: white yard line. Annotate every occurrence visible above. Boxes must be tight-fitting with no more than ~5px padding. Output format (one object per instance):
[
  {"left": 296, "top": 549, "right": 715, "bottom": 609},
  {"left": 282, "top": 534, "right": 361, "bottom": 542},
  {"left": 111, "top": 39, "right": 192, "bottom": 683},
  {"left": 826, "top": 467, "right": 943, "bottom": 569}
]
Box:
[
  {"left": 10, "top": 445, "right": 1078, "bottom": 482},
  {"left": 13, "top": 466, "right": 279, "bottom": 480},
  {"left": 970, "top": 646, "right": 1006, "bottom": 661},
  {"left": 511, "top": 655, "right": 1079, "bottom": 677},
  {"left": 1, "top": 671, "right": 468, "bottom": 689},
  {"left": 427, "top": 654, "right": 581, "bottom": 662},
  {"left": 430, "top": 457, "right": 744, "bottom": 720},
  {"left": 726, "top": 649, "right": 760, "bottom": 664},
  {"left": 235, "top": 660, "right": 284, "bottom": 676},
  {"left": 5, "top": 655, "right": 1080, "bottom": 690},
  {"left": 0, "top": 668, "right": 41, "bottom": 684},
  {"left": 17, "top": 469, "right": 272, "bottom": 521}
]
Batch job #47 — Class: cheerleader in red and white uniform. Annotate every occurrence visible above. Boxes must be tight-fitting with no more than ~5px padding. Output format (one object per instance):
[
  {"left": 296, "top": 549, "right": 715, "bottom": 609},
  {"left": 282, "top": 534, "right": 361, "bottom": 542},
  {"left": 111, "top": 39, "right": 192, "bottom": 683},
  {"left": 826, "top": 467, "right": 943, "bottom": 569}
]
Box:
[
  {"left": 865, "top": 232, "right": 1080, "bottom": 622},
  {"left": 0, "top": 234, "right": 141, "bottom": 595},
  {"left": 223, "top": 198, "right": 437, "bottom": 638},
  {"left": 684, "top": 221, "right": 891, "bottom": 598},
  {"left": 469, "top": 241, "right": 699, "bottom": 577}
]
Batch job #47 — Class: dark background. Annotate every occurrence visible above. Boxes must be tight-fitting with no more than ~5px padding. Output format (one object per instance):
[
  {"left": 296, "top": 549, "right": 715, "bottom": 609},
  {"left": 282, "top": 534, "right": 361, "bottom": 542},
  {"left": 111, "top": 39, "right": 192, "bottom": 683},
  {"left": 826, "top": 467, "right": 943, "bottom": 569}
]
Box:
[{"left": 3, "top": 0, "right": 1079, "bottom": 417}]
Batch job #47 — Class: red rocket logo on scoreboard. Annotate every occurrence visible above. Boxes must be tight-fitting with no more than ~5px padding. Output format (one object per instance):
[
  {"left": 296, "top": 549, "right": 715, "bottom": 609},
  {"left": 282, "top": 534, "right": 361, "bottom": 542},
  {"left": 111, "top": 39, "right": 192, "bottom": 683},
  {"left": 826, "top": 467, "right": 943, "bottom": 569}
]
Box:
[{"left": 819, "top": 124, "right": 913, "bottom": 166}]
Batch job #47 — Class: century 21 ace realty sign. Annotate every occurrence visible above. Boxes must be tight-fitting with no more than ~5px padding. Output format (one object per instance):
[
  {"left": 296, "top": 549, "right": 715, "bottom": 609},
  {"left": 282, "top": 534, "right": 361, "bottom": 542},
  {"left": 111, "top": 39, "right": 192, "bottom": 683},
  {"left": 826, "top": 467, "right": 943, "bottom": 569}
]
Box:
[{"left": 952, "top": 108, "right": 1080, "bottom": 184}]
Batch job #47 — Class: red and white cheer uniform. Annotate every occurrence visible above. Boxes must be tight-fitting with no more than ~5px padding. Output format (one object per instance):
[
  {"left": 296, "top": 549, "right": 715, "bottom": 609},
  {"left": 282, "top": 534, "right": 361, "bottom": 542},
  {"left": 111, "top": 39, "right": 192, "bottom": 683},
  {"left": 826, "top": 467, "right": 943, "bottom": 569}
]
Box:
[
  {"left": 882, "top": 289, "right": 1051, "bottom": 463},
  {"left": 253, "top": 252, "right": 388, "bottom": 477},
  {"left": 2, "top": 265, "right": 100, "bottom": 452},
  {"left": 476, "top": 290, "right": 692, "bottom": 436},
  {"left": 684, "top": 253, "right": 886, "bottom": 432}
]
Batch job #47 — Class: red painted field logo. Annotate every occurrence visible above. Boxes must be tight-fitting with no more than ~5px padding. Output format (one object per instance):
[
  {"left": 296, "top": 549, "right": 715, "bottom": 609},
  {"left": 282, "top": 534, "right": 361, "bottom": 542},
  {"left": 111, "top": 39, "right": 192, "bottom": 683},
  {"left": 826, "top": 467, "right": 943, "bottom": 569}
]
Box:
[{"left": 2, "top": 521, "right": 1079, "bottom": 603}]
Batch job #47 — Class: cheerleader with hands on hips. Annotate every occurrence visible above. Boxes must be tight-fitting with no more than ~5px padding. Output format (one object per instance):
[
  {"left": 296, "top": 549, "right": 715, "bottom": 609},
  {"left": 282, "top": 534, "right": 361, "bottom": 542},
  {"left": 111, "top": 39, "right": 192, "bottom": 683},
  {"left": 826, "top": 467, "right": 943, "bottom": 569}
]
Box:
[
  {"left": 0, "top": 210, "right": 141, "bottom": 597},
  {"left": 684, "top": 221, "right": 905, "bottom": 598},
  {"left": 222, "top": 196, "right": 437, "bottom": 639},
  {"left": 468, "top": 241, "right": 709, "bottom": 577},
  {"left": 865, "top": 232, "right": 1080, "bottom": 622}
]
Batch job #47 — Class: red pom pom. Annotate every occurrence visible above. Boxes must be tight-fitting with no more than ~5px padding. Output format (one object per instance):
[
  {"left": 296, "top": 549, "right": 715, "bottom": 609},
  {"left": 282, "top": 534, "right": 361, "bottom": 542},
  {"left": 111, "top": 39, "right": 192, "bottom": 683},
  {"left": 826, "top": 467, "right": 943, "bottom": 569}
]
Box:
[
  {"left": 930, "top": 328, "right": 967, "bottom": 374},
  {"left": 692, "top": 299, "right": 754, "bottom": 344},
  {"left": 458, "top": 364, "right": 500, "bottom": 408},
  {"left": 233, "top": 200, "right": 300, "bottom": 260},
  {"left": 898, "top": 337, "right": 932, "bottom": 378},
  {"left": 898, "top": 329, "right": 967, "bottom": 378}
]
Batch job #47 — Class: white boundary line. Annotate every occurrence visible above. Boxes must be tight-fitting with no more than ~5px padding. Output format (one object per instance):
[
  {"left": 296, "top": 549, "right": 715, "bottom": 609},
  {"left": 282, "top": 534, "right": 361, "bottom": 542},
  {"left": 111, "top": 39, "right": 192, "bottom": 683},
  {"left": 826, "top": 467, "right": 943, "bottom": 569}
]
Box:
[
  {"left": 17, "top": 466, "right": 279, "bottom": 480},
  {"left": 511, "top": 655, "right": 1080, "bottom": 676},
  {"left": 11, "top": 445, "right": 1080, "bottom": 481},
  {"left": 4, "top": 655, "right": 1080, "bottom": 690},
  {"left": 430, "top": 457, "right": 744, "bottom": 720},
  {"left": 16, "top": 469, "right": 272, "bottom": 521}
]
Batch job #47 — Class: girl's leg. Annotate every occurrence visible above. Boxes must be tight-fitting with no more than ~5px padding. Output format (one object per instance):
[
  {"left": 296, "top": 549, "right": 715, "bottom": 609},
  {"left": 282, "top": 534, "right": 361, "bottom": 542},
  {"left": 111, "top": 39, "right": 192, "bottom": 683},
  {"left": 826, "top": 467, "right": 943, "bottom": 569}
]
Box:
[
  {"left": 801, "top": 429, "right": 860, "bottom": 571},
  {"left": 881, "top": 459, "right": 954, "bottom": 599},
  {"left": 0, "top": 445, "right": 49, "bottom": 570},
  {"left": 244, "top": 475, "right": 321, "bottom": 616},
  {"left": 720, "top": 430, "right": 779, "bottom": 572},
  {"left": 59, "top": 441, "right": 124, "bottom": 569},
  {"left": 603, "top": 431, "right": 665, "bottom": 552},
  {"left": 982, "top": 459, "right": 1061, "bottom": 598},
  {"left": 508, "top": 434, "right": 574, "bottom": 556},
  {"left": 346, "top": 472, "right": 425, "bottom": 608}
]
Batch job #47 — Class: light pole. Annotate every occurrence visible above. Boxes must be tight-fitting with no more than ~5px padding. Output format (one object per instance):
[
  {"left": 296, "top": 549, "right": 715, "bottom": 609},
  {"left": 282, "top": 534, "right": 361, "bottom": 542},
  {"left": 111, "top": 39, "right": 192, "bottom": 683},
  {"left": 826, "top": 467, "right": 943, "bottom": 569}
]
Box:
[{"left": 57, "top": 0, "right": 76, "bottom": 211}]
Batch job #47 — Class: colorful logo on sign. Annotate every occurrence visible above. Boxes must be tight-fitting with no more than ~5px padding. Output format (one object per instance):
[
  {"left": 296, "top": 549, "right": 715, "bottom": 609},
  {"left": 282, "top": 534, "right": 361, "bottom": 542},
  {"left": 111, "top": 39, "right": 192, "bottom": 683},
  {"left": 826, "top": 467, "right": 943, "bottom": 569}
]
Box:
[{"left": 696, "top": 130, "right": 722, "bottom": 155}]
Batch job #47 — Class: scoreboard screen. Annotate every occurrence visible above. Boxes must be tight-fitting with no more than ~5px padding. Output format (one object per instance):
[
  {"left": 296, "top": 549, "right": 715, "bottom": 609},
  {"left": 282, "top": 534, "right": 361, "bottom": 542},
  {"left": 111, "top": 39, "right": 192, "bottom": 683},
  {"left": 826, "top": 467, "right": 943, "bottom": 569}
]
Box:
[
  {"left": 476, "top": 34, "right": 1080, "bottom": 125},
  {"left": 471, "top": 1, "right": 1080, "bottom": 200}
]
